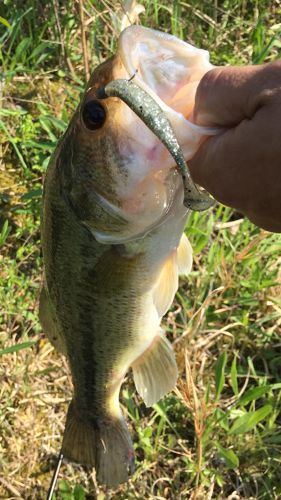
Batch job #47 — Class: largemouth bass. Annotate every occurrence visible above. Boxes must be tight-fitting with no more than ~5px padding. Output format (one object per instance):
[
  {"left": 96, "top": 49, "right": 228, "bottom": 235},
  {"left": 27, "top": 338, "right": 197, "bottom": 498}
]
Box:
[{"left": 40, "top": 26, "right": 217, "bottom": 487}]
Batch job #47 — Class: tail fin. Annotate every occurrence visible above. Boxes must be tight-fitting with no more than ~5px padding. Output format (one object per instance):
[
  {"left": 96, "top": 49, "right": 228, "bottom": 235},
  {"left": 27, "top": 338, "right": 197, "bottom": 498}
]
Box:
[{"left": 62, "top": 401, "right": 135, "bottom": 488}]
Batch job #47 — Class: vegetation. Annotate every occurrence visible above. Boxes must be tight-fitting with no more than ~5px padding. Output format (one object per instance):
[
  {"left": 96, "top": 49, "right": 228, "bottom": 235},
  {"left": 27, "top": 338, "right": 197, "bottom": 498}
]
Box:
[{"left": 0, "top": 1, "right": 280, "bottom": 498}]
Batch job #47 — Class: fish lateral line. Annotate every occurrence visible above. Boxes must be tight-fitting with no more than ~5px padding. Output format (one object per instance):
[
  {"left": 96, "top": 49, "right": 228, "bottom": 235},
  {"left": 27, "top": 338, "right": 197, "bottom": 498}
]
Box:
[{"left": 96, "top": 78, "right": 214, "bottom": 212}]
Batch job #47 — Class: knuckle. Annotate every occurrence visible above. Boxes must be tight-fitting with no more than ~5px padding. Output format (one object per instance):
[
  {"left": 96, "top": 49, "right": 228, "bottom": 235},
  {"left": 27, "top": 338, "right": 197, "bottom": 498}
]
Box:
[
  {"left": 194, "top": 67, "right": 227, "bottom": 125},
  {"left": 195, "top": 68, "right": 219, "bottom": 105},
  {"left": 197, "top": 67, "right": 225, "bottom": 98}
]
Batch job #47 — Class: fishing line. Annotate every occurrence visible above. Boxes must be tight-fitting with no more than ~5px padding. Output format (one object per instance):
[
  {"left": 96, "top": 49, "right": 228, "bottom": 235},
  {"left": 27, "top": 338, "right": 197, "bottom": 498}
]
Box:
[{"left": 46, "top": 451, "right": 64, "bottom": 500}]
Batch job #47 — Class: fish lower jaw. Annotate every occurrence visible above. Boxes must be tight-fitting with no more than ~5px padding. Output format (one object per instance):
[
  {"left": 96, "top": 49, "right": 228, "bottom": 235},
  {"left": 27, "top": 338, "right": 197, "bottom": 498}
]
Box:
[
  {"left": 90, "top": 219, "right": 161, "bottom": 245},
  {"left": 91, "top": 191, "right": 185, "bottom": 246}
]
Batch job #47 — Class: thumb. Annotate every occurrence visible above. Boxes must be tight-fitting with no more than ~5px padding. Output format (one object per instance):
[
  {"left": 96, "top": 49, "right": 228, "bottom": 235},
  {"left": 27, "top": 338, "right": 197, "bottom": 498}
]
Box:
[
  {"left": 189, "top": 101, "right": 278, "bottom": 210},
  {"left": 193, "top": 64, "right": 274, "bottom": 127}
]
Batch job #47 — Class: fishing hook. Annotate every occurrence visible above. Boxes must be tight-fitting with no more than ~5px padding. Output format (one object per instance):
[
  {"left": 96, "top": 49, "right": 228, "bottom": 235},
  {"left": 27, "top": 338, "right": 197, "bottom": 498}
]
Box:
[{"left": 127, "top": 68, "right": 138, "bottom": 82}]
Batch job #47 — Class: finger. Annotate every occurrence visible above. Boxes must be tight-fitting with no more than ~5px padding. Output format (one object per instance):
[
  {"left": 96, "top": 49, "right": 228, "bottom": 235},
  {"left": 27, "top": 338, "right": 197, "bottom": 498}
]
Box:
[
  {"left": 189, "top": 103, "right": 281, "bottom": 213},
  {"left": 245, "top": 212, "right": 281, "bottom": 233},
  {"left": 193, "top": 63, "right": 280, "bottom": 127}
]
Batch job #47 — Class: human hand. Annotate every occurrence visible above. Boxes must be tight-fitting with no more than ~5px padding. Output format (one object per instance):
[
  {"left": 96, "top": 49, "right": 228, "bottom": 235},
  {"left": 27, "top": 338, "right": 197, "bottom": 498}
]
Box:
[{"left": 189, "top": 61, "right": 281, "bottom": 232}]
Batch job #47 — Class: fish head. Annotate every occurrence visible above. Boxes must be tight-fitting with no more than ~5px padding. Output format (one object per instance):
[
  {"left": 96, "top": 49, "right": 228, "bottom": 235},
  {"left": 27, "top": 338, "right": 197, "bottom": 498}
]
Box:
[{"left": 63, "top": 26, "right": 213, "bottom": 243}]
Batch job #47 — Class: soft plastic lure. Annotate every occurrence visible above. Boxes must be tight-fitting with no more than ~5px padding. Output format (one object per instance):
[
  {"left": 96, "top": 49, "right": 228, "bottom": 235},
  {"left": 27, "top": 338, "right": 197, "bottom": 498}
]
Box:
[{"left": 97, "top": 78, "right": 214, "bottom": 211}]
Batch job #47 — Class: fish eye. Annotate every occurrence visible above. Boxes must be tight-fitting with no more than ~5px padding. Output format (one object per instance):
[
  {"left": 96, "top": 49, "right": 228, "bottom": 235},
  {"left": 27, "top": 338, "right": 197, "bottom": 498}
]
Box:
[{"left": 82, "top": 100, "right": 106, "bottom": 130}]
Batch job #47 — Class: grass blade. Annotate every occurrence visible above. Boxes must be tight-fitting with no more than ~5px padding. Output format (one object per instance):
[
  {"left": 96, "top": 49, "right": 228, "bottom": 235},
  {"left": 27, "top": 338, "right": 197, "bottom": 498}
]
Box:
[
  {"left": 0, "top": 341, "right": 36, "bottom": 356},
  {"left": 230, "top": 405, "right": 273, "bottom": 435},
  {"left": 215, "top": 352, "right": 227, "bottom": 400}
]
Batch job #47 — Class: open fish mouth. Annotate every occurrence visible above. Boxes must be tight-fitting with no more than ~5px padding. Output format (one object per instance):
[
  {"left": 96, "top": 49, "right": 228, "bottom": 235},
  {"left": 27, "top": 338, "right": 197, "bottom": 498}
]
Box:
[
  {"left": 97, "top": 77, "right": 214, "bottom": 211},
  {"left": 112, "top": 27, "right": 219, "bottom": 215},
  {"left": 118, "top": 25, "right": 212, "bottom": 120},
  {"left": 77, "top": 26, "right": 220, "bottom": 243},
  {"left": 118, "top": 26, "right": 219, "bottom": 143}
]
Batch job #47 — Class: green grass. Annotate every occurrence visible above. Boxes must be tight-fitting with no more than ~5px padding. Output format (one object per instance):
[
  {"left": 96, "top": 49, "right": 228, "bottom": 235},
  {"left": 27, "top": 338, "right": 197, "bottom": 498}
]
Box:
[{"left": 0, "top": 1, "right": 281, "bottom": 499}]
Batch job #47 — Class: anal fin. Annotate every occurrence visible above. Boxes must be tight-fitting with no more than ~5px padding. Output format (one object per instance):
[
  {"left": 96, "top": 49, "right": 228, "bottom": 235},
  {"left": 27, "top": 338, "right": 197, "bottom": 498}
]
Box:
[{"left": 132, "top": 332, "right": 178, "bottom": 407}]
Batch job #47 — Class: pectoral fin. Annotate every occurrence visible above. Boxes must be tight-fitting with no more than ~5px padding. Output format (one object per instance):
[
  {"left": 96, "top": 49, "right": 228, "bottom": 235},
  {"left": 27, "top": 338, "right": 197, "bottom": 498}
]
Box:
[
  {"left": 177, "top": 232, "right": 193, "bottom": 276},
  {"left": 132, "top": 332, "right": 178, "bottom": 407},
  {"left": 152, "top": 251, "right": 178, "bottom": 318}
]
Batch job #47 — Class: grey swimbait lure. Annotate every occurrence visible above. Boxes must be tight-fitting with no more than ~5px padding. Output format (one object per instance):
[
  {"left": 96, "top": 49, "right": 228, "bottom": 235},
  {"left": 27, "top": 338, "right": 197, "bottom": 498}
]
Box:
[{"left": 97, "top": 78, "right": 214, "bottom": 211}]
